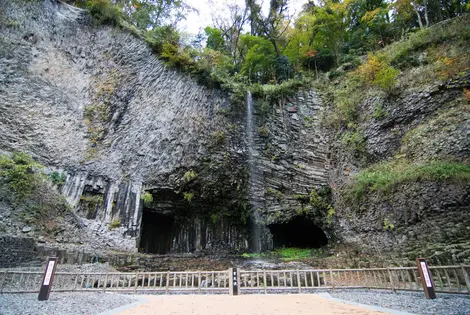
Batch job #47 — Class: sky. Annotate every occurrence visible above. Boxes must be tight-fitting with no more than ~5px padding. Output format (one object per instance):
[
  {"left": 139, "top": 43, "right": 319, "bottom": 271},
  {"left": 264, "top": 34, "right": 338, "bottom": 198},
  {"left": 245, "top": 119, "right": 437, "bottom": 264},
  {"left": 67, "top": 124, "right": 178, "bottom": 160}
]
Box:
[{"left": 179, "top": 0, "right": 309, "bottom": 35}]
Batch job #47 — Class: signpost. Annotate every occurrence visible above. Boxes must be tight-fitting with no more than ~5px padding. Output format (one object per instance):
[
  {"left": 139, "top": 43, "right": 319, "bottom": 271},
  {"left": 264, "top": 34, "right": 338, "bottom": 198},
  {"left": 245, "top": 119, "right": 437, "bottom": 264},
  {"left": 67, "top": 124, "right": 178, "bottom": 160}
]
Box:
[
  {"left": 38, "top": 257, "right": 58, "bottom": 301},
  {"left": 416, "top": 258, "right": 436, "bottom": 299},
  {"left": 230, "top": 267, "right": 239, "bottom": 296}
]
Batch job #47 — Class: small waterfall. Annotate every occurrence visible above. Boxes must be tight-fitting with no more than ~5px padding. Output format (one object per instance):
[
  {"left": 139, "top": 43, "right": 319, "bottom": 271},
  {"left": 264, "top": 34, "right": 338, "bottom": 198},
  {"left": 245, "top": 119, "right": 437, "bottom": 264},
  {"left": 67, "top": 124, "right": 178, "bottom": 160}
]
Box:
[{"left": 246, "top": 91, "right": 262, "bottom": 252}]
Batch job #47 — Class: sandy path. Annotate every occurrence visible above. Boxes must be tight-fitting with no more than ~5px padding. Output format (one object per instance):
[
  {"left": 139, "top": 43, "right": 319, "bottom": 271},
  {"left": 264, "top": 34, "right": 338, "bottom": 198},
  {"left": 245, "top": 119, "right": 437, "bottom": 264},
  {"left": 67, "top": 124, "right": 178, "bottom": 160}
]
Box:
[{"left": 115, "top": 294, "right": 394, "bottom": 315}]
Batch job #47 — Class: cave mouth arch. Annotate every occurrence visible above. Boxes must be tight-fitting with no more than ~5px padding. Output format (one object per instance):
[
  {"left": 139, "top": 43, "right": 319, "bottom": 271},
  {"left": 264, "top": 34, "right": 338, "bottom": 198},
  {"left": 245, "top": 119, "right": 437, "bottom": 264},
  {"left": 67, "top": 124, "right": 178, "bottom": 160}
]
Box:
[
  {"left": 268, "top": 216, "right": 327, "bottom": 249},
  {"left": 139, "top": 210, "right": 174, "bottom": 254}
]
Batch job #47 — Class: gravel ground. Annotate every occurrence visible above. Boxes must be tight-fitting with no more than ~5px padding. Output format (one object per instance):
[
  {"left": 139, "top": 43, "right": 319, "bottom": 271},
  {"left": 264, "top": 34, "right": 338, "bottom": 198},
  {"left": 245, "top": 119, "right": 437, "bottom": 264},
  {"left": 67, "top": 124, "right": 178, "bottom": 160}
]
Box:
[
  {"left": 2, "top": 290, "right": 470, "bottom": 315},
  {"left": 330, "top": 289, "right": 470, "bottom": 315},
  {"left": 0, "top": 292, "right": 139, "bottom": 315}
]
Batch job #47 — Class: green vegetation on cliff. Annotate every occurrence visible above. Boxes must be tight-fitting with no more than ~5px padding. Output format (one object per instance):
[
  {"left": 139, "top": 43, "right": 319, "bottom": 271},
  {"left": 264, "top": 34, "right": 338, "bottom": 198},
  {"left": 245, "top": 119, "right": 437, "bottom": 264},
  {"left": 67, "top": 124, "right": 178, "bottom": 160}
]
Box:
[
  {"left": 0, "top": 153, "right": 70, "bottom": 230},
  {"left": 0, "top": 152, "right": 41, "bottom": 201},
  {"left": 67, "top": 0, "right": 470, "bottom": 105},
  {"left": 345, "top": 161, "right": 470, "bottom": 201}
]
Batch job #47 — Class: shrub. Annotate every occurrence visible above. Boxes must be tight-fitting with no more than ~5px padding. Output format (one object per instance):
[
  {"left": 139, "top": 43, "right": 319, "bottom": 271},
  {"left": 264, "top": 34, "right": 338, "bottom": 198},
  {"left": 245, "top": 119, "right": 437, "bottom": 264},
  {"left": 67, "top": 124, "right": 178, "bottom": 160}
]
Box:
[
  {"left": 211, "top": 130, "right": 227, "bottom": 146},
  {"left": 373, "top": 103, "right": 387, "bottom": 120},
  {"left": 258, "top": 126, "right": 269, "bottom": 138},
  {"left": 251, "top": 77, "right": 311, "bottom": 105},
  {"left": 183, "top": 191, "right": 194, "bottom": 203},
  {"left": 0, "top": 152, "right": 41, "bottom": 201},
  {"left": 266, "top": 187, "right": 284, "bottom": 201},
  {"left": 383, "top": 218, "right": 395, "bottom": 231},
  {"left": 355, "top": 55, "right": 399, "bottom": 92},
  {"left": 85, "top": 0, "right": 122, "bottom": 25},
  {"left": 373, "top": 66, "right": 399, "bottom": 92},
  {"left": 183, "top": 170, "right": 197, "bottom": 182},
  {"left": 141, "top": 191, "right": 153, "bottom": 205},
  {"left": 109, "top": 218, "right": 121, "bottom": 229},
  {"left": 340, "top": 129, "right": 366, "bottom": 154},
  {"left": 49, "top": 171, "right": 67, "bottom": 187}
]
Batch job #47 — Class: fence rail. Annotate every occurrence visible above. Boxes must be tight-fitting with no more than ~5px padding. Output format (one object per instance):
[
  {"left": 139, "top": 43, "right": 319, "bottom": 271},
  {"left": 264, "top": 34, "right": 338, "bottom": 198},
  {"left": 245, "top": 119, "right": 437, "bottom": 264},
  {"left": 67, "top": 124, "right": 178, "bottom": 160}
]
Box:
[{"left": 1, "top": 265, "right": 469, "bottom": 295}]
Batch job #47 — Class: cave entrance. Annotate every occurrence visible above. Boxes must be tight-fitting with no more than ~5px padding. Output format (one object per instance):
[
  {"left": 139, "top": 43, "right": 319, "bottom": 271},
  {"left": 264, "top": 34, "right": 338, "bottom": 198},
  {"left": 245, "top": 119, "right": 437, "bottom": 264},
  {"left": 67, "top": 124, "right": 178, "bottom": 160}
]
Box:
[
  {"left": 139, "top": 210, "right": 174, "bottom": 254},
  {"left": 268, "top": 217, "right": 327, "bottom": 248}
]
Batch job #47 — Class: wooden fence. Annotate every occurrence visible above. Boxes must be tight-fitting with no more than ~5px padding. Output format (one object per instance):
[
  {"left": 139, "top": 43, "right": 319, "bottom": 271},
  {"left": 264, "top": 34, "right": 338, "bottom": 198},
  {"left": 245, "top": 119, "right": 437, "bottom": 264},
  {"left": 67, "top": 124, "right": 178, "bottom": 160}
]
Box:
[
  {"left": 238, "top": 265, "right": 470, "bottom": 294},
  {"left": 1, "top": 265, "right": 469, "bottom": 295}
]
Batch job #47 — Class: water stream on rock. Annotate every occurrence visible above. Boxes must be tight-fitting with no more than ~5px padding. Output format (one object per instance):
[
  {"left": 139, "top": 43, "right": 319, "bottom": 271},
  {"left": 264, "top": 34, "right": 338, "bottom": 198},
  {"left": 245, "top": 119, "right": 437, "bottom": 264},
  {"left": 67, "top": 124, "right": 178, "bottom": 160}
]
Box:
[{"left": 246, "top": 91, "right": 262, "bottom": 252}]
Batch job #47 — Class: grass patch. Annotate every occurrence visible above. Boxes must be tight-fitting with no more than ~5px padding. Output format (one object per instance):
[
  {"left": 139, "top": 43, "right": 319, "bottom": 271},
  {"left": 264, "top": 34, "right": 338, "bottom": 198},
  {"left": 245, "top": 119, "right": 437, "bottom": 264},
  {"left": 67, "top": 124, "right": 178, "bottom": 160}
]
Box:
[
  {"left": 241, "top": 247, "right": 325, "bottom": 261},
  {"left": 275, "top": 247, "right": 318, "bottom": 260},
  {"left": 345, "top": 160, "right": 470, "bottom": 201}
]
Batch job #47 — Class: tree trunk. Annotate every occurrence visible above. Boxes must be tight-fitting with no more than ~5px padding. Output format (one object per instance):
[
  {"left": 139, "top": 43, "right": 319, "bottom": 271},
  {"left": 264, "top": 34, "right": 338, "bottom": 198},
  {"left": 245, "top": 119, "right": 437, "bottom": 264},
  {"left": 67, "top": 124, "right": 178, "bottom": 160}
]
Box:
[
  {"left": 424, "top": 0, "right": 430, "bottom": 27},
  {"left": 270, "top": 39, "right": 281, "bottom": 57},
  {"left": 413, "top": 5, "right": 424, "bottom": 29}
]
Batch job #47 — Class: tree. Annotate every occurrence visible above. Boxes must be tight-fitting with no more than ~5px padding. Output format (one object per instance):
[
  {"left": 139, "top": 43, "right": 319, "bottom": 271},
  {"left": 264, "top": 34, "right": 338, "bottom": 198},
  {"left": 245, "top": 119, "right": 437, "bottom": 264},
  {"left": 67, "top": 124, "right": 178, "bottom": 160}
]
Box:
[
  {"left": 211, "top": 2, "right": 249, "bottom": 64},
  {"left": 205, "top": 26, "right": 225, "bottom": 51},
  {"left": 239, "top": 34, "right": 277, "bottom": 83},
  {"left": 116, "top": 0, "right": 192, "bottom": 30}
]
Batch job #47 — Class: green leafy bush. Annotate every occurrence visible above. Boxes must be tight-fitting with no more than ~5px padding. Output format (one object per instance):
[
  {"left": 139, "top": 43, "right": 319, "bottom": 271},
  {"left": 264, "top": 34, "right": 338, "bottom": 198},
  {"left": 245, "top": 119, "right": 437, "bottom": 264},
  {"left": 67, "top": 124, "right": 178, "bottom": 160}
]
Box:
[
  {"left": 0, "top": 152, "right": 41, "bottom": 201},
  {"left": 183, "top": 191, "right": 194, "bottom": 203},
  {"left": 373, "top": 103, "right": 387, "bottom": 120},
  {"left": 141, "top": 191, "right": 153, "bottom": 205},
  {"left": 85, "top": 0, "right": 122, "bottom": 25},
  {"left": 251, "top": 78, "right": 310, "bottom": 105},
  {"left": 355, "top": 55, "right": 399, "bottom": 92},
  {"left": 383, "top": 218, "right": 395, "bottom": 231},
  {"left": 266, "top": 187, "right": 284, "bottom": 201},
  {"left": 258, "top": 126, "right": 269, "bottom": 138},
  {"left": 340, "top": 129, "right": 366, "bottom": 154},
  {"left": 49, "top": 171, "right": 67, "bottom": 187},
  {"left": 183, "top": 170, "right": 197, "bottom": 182}
]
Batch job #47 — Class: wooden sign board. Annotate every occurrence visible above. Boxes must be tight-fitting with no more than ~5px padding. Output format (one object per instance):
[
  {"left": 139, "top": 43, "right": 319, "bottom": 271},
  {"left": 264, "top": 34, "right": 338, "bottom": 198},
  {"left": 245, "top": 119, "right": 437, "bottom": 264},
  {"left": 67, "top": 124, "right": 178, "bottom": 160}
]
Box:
[
  {"left": 38, "top": 257, "right": 58, "bottom": 301},
  {"left": 416, "top": 258, "right": 436, "bottom": 299},
  {"left": 230, "top": 267, "right": 239, "bottom": 296}
]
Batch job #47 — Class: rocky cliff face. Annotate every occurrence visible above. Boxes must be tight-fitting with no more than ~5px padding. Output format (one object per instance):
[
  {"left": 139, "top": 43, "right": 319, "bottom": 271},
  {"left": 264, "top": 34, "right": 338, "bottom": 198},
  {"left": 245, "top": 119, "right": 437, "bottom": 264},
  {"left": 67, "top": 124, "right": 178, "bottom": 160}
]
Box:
[
  {"left": 328, "top": 68, "right": 470, "bottom": 264},
  {"left": 0, "top": 0, "right": 329, "bottom": 255},
  {"left": 1, "top": 0, "right": 468, "bottom": 265}
]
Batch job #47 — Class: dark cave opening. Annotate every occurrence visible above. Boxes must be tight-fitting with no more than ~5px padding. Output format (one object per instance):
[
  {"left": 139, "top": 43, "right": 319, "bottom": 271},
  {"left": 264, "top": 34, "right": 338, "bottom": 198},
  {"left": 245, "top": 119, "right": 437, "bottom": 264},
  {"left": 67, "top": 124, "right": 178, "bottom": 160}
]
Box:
[
  {"left": 268, "top": 217, "right": 328, "bottom": 249},
  {"left": 139, "top": 210, "right": 174, "bottom": 254}
]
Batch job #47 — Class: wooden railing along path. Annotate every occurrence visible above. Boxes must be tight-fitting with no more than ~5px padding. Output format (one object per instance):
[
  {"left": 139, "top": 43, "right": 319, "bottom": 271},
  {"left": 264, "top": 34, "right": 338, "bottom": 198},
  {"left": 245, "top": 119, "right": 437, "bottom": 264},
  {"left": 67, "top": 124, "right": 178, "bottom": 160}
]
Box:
[{"left": 1, "top": 265, "right": 469, "bottom": 295}]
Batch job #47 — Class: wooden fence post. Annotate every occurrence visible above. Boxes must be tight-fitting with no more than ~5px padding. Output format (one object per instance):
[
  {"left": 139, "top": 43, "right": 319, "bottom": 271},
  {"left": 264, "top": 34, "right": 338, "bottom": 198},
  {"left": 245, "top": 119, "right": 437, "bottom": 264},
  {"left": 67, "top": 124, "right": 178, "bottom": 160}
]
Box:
[
  {"left": 330, "top": 270, "right": 335, "bottom": 292},
  {"left": 263, "top": 271, "right": 267, "bottom": 294},
  {"left": 461, "top": 265, "right": 470, "bottom": 294},
  {"left": 133, "top": 272, "right": 139, "bottom": 295},
  {"left": 166, "top": 271, "right": 170, "bottom": 295},
  {"left": 387, "top": 268, "right": 396, "bottom": 293},
  {"left": 0, "top": 271, "right": 6, "bottom": 294},
  {"left": 103, "top": 272, "right": 108, "bottom": 293},
  {"left": 297, "top": 270, "right": 301, "bottom": 294},
  {"left": 197, "top": 272, "right": 201, "bottom": 295}
]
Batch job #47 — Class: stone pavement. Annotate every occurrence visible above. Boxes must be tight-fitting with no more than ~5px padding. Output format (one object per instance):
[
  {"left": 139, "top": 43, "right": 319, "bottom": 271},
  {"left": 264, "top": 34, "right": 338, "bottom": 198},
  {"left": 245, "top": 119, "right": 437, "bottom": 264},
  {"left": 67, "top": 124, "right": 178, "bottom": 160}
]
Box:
[{"left": 100, "top": 293, "right": 415, "bottom": 315}]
